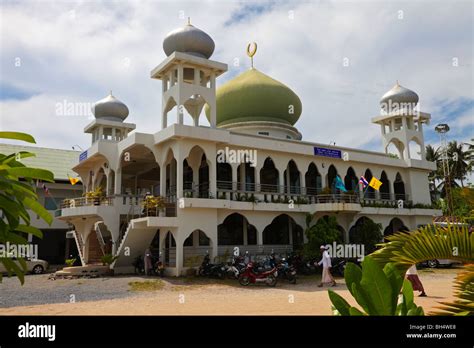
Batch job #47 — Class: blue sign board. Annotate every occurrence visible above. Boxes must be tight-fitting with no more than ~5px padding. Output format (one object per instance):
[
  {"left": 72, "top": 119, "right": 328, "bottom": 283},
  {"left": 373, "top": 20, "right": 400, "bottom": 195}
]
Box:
[
  {"left": 79, "top": 150, "right": 88, "bottom": 162},
  {"left": 313, "top": 147, "right": 342, "bottom": 159}
]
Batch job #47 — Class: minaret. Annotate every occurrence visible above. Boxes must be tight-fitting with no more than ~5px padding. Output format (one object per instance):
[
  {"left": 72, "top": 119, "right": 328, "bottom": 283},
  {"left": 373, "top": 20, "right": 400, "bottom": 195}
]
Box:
[
  {"left": 150, "top": 20, "right": 227, "bottom": 129},
  {"left": 86, "top": 92, "right": 136, "bottom": 144},
  {"left": 372, "top": 82, "right": 431, "bottom": 162}
]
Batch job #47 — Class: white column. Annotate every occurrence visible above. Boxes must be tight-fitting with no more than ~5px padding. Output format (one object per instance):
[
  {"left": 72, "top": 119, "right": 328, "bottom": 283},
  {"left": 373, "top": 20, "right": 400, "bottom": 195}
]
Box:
[
  {"left": 209, "top": 154, "right": 217, "bottom": 198},
  {"left": 114, "top": 168, "right": 122, "bottom": 195},
  {"left": 194, "top": 68, "right": 200, "bottom": 85},
  {"left": 177, "top": 64, "right": 184, "bottom": 125},
  {"left": 209, "top": 72, "right": 216, "bottom": 128},
  {"left": 160, "top": 163, "right": 166, "bottom": 196}
]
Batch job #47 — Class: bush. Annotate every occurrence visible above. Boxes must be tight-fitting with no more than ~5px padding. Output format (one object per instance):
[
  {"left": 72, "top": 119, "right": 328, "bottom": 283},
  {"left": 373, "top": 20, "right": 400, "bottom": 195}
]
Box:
[
  {"left": 65, "top": 258, "right": 76, "bottom": 267},
  {"left": 304, "top": 215, "right": 343, "bottom": 259},
  {"left": 349, "top": 218, "right": 383, "bottom": 254}
]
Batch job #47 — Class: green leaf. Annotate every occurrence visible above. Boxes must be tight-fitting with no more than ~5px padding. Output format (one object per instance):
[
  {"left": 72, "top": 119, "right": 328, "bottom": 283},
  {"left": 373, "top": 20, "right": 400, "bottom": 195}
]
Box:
[
  {"left": 360, "top": 256, "right": 394, "bottom": 315},
  {"left": 0, "top": 132, "right": 36, "bottom": 143},
  {"left": 22, "top": 196, "right": 53, "bottom": 225},
  {"left": 349, "top": 307, "right": 365, "bottom": 316},
  {"left": 14, "top": 224, "right": 43, "bottom": 239},
  {"left": 4, "top": 167, "right": 54, "bottom": 182},
  {"left": 328, "top": 290, "right": 351, "bottom": 316},
  {"left": 344, "top": 261, "right": 362, "bottom": 297},
  {"left": 384, "top": 263, "right": 404, "bottom": 312},
  {"left": 402, "top": 279, "right": 414, "bottom": 309}
]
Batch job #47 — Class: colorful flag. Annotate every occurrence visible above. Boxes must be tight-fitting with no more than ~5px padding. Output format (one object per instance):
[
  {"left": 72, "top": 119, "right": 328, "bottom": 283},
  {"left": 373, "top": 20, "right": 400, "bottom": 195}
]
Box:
[
  {"left": 335, "top": 175, "right": 348, "bottom": 192},
  {"left": 68, "top": 174, "right": 81, "bottom": 186},
  {"left": 369, "top": 177, "right": 383, "bottom": 190},
  {"left": 359, "top": 176, "right": 369, "bottom": 188}
]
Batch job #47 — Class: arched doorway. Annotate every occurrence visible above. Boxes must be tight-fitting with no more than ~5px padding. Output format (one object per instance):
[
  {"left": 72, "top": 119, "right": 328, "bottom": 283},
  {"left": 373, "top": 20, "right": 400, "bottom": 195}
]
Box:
[
  {"left": 218, "top": 213, "right": 257, "bottom": 246},
  {"left": 183, "top": 229, "right": 212, "bottom": 267},
  {"left": 198, "top": 154, "right": 209, "bottom": 198},
  {"left": 262, "top": 214, "right": 303, "bottom": 248}
]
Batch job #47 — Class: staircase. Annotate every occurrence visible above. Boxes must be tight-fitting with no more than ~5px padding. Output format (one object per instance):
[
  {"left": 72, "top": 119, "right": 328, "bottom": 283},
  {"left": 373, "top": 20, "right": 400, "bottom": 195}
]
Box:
[
  {"left": 88, "top": 231, "right": 104, "bottom": 264},
  {"left": 72, "top": 230, "right": 85, "bottom": 266}
]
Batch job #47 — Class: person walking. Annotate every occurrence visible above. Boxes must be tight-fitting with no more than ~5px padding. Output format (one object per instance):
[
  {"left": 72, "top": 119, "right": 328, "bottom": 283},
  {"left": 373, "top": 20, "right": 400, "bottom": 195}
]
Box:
[
  {"left": 144, "top": 248, "right": 153, "bottom": 276},
  {"left": 406, "top": 264, "right": 427, "bottom": 297},
  {"left": 318, "top": 245, "right": 336, "bottom": 287}
]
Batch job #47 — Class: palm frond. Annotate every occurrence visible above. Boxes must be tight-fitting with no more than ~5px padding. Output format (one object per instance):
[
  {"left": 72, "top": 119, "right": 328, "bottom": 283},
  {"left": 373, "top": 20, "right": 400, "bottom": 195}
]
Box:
[
  {"left": 371, "top": 223, "right": 473, "bottom": 271},
  {"left": 430, "top": 264, "right": 474, "bottom": 316}
]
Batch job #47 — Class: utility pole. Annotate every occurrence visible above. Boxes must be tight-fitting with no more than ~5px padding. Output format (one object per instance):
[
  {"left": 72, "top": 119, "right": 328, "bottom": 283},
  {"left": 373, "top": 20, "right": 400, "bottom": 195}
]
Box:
[{"left": 435, "top": 123, "right": 453, "bottom": 216}]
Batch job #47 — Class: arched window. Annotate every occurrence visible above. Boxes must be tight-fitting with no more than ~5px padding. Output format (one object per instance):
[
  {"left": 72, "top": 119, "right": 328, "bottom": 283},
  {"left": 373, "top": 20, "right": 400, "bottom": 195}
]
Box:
[
  {"left": 344, "top": 167, "right": 358, "bottom": 192},
  {"left": 394, "top": 173, "right": 406, "bottom": 200},
  {"left": 284, "top": 160, "right": 301, "bottom": 194},
  {"left": 364, "top": 169, "right": 375, "bottom": 199},
  {"left": 380, "top": 171, "right": 390, "bottom": 200},
  {"left": 260, "top": 157, "right": 279, "bottom": 192},
  {"left": 305, "top": 163, "right": 321, "bottom": 196},
  {"left": 327, "top": 165, "right": 338, "bottom": 193}
]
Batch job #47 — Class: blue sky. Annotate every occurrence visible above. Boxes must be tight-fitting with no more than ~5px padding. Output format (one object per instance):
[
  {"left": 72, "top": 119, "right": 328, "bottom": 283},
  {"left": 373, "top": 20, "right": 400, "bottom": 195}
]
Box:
[{"left": 1, "top": 0, "right": 472, "bottom": 174}]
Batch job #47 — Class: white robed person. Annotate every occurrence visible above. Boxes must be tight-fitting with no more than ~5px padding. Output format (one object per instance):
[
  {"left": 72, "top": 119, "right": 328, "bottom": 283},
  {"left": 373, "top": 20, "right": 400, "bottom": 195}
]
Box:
[{"left": 317, "top": 245, "right": 336, "bottom": 287}]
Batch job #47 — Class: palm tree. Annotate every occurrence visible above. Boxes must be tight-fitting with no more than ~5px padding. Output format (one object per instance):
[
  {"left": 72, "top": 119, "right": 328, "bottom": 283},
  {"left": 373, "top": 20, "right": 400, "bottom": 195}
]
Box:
[
  {"left": 425, "top": 145, "right": 441, "bottom": 199},
  {"left": 448, "top": 141, "right": 470, "bottom": 187}
]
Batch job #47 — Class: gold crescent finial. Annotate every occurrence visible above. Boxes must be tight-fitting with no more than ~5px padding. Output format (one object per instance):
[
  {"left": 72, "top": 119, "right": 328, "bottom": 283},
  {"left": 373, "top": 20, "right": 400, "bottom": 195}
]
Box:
[{"left": 246, "top": 42, "right": 257, "bottom": 68}]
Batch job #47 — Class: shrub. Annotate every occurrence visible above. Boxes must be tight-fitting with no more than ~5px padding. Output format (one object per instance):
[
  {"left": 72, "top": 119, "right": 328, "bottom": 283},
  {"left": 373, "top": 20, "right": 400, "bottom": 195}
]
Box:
[{"left": 349, "top": 218, "right": 383, "bottom": 254}]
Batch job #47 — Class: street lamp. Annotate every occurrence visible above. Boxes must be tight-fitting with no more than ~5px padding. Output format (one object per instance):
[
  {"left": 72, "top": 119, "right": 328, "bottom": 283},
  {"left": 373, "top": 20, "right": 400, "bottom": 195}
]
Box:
[{"left": 435, "top": 123, "right": 453, "bottom": 216}]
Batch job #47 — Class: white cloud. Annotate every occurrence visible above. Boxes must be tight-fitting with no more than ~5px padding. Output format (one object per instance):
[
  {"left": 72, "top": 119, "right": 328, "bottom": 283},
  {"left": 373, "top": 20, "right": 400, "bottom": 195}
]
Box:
[{"left": 0, "top": 0, "right": 472, "bottom": 153}]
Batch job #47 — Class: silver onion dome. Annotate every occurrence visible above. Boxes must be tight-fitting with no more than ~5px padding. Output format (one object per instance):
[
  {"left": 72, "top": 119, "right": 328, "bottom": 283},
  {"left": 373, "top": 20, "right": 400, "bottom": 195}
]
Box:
[
  {"left": 380, "top": 82, "right": 419, "bottom": 112},
  {"left": 92, "top": 92, "right": 129, "bottom": 122},
  {"left": 163, "top": 22, "right": 215, "bottom": 59}
]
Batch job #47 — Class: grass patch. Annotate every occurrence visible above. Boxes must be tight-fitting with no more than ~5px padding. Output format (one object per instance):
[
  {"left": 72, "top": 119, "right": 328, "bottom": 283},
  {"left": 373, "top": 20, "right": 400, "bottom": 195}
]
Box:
[{"left": 128, "top": 279, "right": 165, "bottom": 292}]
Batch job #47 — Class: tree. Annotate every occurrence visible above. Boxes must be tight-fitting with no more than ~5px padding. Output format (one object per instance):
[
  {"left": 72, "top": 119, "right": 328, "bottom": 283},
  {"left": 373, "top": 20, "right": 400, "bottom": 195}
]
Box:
[
  {"left": 0, "top": 132, "right": 54, "bottom": 284},
  {"left": 349, "top": 218, "right": 383, "bottom": 254},
  {"left": 304, "top": 214, "right": 343, "bottom": 259},
  {"left": 450, "top": 187, "right": 474, "bottom": 220},
  {"left": 448, "top": 141, "right": 470, "bottom": 187}
]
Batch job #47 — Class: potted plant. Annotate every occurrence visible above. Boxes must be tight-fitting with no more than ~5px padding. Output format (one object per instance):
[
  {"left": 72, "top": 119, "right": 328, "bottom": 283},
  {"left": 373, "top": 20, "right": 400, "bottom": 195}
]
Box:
[
  {"left": 100, "top": 253, "right": 119, "bottom": 275},
  {"left": 142, "top": 195, "right": 166, "bottom": 216},
  {"left": 84, "top": 186, "right": 105, "bottom": 205},
  {"left": 65, "top": 258, "right": 76, "bottom": 267}
]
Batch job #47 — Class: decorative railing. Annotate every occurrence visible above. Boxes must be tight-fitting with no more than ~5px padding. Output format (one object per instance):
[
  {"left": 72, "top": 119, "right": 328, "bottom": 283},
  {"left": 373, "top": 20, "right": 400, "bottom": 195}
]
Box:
[{"left": 60, "top": 196, "right": 113, "bottom": 209}]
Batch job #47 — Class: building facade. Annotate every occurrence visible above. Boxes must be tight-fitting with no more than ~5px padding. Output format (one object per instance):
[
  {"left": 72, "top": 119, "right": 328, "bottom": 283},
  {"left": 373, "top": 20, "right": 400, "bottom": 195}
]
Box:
[
  {"left": 58, "top": 21, "right": 441, "bottom": 275},
  {"left": 0, "top": 144, "right": 83, "bottom": 264}
]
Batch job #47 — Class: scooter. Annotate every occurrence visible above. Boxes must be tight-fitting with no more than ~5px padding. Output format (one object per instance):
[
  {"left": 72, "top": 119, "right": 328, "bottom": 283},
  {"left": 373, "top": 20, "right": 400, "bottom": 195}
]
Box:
[
  {"left": 277, "top": 258, "right": 297, "bottom": 284},
  {"left": 226, "top": 255, "right": 247, "bottom": 279},
  {"left": 198, "top": 254, "right": 226, "bottom": 279},
  {"left": 238, "top": 262, "right": 278, "bottom": 287}
]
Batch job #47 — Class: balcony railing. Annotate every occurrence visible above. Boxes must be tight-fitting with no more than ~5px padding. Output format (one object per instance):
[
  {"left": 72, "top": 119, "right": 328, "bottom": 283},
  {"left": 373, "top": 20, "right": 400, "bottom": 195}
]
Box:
[{"left": 60, "top": 196, "right": 113, "bottom": 209}]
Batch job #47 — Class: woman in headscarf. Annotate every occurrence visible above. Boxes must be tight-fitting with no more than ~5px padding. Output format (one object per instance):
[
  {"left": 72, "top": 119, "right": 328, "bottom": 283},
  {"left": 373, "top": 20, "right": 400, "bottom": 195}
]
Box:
[{"left": 144, "top": 248, "right": 153, "bottom": 276}]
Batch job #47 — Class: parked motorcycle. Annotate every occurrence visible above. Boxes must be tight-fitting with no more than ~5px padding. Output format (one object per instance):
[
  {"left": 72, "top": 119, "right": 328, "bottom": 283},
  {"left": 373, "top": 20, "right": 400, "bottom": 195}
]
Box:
[
  {"left": 238, "top": 262, "right": 278, "bottom": 287},
  {"left": 277, "top": 258, "right": 297, "bottom": 284},
  {"left": 198, "top": 254, "right": 226, "bottom": 279},
  {"left": 226, "top": 255, "right": 247, "bottom": 279},
  {"left": 331, "top": 258, "right": 346, "bottom": 277}
]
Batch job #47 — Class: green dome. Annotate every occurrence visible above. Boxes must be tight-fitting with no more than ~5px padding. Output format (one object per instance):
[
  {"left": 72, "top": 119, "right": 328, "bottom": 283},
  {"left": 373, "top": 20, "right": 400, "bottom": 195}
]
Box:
[{"left": 206, "top": 68, "right": 302, "bottom": 127}]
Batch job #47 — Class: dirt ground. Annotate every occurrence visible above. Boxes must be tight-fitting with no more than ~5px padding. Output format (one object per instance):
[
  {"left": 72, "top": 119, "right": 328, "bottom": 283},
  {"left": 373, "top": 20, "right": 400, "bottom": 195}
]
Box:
[{"left": 0, "top": 267, "right": 460, "bottom": 315}]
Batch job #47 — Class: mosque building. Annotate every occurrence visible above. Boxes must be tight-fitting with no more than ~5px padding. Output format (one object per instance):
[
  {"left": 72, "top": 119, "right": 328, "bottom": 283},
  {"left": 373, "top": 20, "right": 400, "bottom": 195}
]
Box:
[{"left": 58, "top": 21, "right": 440, "bottom": 275}]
